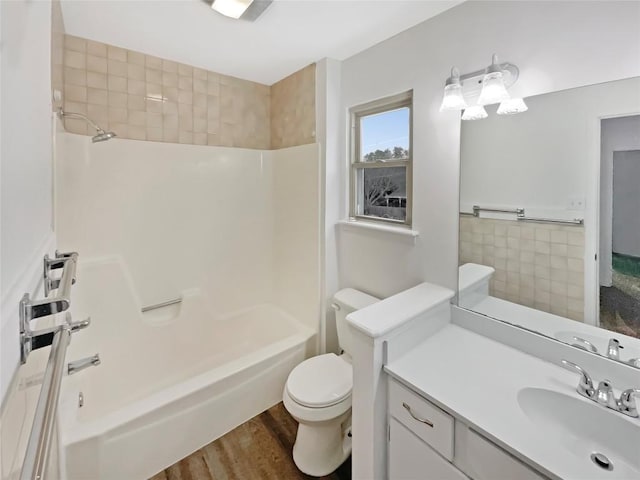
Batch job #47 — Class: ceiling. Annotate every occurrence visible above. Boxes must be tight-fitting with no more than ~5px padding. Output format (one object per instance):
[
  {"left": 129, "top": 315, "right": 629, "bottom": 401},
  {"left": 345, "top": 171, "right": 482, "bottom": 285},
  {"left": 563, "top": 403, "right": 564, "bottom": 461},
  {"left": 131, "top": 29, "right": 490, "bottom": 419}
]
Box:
[{"left": 60, "top": 0, "right": 463, "bottom": 85}]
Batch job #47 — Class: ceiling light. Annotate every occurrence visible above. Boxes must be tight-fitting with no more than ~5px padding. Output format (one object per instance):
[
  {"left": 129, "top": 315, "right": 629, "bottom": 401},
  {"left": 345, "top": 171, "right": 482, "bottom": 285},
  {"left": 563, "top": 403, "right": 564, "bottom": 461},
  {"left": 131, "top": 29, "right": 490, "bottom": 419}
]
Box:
[
  {"left": 497, "top": 98, "right": 528, "bottom": 115},
  {"left": 211, "top": 0, "right": 254, "bottom": 19},
  {"left": 439, "top": 68, "right": 467, "bottom": 111},
  {"left": 462, "top": 105, "right": 488, "bottom": 121},
  {"left": 477, "top": 54, "right": 511, "bottom": 106}
]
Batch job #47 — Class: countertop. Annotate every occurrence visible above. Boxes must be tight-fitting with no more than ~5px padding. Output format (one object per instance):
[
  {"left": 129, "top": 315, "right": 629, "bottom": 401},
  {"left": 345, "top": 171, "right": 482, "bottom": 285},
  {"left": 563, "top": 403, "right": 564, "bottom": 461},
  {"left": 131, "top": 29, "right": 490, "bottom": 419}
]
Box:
[{"left": 385, "top": 324, "right": 640, "bottom": 480}]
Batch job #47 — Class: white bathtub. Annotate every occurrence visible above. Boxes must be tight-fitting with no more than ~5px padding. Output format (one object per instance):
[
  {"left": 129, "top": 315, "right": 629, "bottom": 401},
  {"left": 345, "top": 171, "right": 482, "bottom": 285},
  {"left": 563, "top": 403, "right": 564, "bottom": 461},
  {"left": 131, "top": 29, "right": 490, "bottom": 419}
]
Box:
[{"left": 58, "top": 258, "right": 315, "bottom": 480}]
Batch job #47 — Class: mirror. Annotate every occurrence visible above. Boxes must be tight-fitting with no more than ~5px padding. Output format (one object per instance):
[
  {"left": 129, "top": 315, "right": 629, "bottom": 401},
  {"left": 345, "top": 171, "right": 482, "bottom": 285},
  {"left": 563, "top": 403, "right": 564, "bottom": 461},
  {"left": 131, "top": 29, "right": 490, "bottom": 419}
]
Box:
[{"left": 458, "top": 76, "right": 640, "bottom": 368}]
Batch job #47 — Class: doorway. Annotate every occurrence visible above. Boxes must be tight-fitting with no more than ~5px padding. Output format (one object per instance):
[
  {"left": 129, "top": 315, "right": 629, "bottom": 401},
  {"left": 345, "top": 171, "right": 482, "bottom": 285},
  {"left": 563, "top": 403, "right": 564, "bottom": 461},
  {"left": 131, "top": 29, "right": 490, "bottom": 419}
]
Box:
[{"left": 599, "top": 116, "right": 640, "bottom": 337}]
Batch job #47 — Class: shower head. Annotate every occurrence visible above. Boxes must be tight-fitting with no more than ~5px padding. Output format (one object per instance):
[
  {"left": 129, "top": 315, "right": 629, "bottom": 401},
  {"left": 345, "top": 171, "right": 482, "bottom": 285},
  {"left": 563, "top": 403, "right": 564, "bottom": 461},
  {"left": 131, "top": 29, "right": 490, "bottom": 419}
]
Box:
[
  {"left": 58, "top": 108, "right": 117, "bottom": 142},
  {"left": 91, "top": 130, "right": 117, "bottom": 143}
]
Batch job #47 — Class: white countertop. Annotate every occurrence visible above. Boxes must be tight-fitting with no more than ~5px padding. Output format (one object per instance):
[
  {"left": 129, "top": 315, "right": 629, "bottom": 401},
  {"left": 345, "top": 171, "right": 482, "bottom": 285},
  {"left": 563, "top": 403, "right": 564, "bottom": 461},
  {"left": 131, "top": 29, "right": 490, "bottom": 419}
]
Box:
[
  {"left": 385, "top": 324, "right": 640, "bottom": 480},
  {"left": 347, "top": 282, "right": 454, "bottom": 338}
]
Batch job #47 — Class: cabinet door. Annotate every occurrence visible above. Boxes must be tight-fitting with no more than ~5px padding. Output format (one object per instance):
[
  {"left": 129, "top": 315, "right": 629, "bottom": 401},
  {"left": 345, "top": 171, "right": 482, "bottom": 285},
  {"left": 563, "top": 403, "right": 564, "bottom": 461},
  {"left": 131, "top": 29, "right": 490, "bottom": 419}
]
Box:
[{"left": 389, "top": 418, "right": 467, "bottom": 480}]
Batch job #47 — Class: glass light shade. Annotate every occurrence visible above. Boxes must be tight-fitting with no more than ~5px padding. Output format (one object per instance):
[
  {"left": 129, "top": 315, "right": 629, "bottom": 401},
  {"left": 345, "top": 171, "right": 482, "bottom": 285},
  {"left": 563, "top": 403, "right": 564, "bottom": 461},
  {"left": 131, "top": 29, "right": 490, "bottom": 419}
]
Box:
[
  {"left": 497, "top": 98, "right": 528, "bottom": 115},
  {"left": 439, "top": 83, "right": 467, "bottom": 111},
  {"left": 211, "top": 0, "right": 253, "bottom": 19},
  {"left": 477, "top": 71, "right": 511, "bottom": 106},
  {"left": 461, "top": 105, "right": 488, "bottom": 121}
]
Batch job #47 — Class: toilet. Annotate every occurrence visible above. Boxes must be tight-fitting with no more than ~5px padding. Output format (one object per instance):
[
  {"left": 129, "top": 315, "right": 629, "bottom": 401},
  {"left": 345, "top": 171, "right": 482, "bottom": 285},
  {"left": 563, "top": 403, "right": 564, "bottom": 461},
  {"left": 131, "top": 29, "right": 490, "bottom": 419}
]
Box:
[{"left": 283, "top": 288, "right": 379, "bottom": 477}]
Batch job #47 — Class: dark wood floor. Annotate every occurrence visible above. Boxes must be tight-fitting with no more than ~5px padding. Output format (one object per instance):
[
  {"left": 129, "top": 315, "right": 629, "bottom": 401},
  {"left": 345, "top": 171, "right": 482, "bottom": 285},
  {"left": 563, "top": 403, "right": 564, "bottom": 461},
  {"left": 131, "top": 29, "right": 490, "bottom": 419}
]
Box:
[{"left": 149, "top": 403, "right": 351, "bottom": 480}]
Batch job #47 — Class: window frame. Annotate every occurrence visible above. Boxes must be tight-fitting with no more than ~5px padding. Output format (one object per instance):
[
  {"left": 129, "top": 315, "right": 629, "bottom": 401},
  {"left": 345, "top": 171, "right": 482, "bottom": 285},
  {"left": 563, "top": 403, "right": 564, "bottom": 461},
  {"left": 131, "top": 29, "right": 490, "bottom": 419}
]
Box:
[{"left": 349, "top": 91, "right": 413, "bottom": 227}]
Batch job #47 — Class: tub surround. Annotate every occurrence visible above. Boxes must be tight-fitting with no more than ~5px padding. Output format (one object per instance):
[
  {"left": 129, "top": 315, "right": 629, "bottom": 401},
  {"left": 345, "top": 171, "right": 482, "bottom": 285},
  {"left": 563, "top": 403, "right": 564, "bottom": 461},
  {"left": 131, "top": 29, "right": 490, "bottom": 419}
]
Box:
[{"left": 60, "top": 258, "right": 315, "bottom": 479}]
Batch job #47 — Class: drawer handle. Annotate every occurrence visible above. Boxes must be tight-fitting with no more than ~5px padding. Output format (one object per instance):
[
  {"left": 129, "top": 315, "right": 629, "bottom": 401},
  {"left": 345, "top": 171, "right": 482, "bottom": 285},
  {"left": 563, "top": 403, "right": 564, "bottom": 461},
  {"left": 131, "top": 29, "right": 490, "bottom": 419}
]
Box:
[{"left": 402, "top": 402, "right": 434, "bottom": 428}]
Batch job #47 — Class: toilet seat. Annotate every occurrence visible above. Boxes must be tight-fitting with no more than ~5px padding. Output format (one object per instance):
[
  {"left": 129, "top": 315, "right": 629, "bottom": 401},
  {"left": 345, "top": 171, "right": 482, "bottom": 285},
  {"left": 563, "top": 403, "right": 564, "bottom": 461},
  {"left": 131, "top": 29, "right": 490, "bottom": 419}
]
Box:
[{"left": 286, "top": 353, "right": 352, "bottom": 408}]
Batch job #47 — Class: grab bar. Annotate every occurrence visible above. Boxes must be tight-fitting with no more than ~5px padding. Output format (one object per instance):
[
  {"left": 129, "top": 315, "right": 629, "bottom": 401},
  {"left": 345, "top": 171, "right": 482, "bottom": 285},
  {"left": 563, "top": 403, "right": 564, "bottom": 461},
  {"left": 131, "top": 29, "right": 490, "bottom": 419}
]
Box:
[
  {"left": 517, "top": 216, "right": 584, "bottom": 226},
  {"left": 141, "top": 297, "right": 182, "bottom": 313},
  {"left": 21, "top": 252, "right": 78, "bottom": 323},
  {"left": 472, "top": 205, "right": 525, "bottom": 217},
  {"left": 20, "top": 326, "right": 71, "bottom": 480}
]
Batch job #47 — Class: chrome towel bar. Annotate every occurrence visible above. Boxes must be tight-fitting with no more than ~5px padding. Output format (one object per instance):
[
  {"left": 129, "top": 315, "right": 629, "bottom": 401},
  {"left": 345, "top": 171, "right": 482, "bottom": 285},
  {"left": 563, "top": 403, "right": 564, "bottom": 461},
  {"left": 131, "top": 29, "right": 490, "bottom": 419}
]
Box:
[
  {"left": 517, "top": 216, "right": 584, "bottom": 226},
  {"left": 141, "top": 297, "right": 182, "bottom": 313},
  {"left": 20, "top": 327, "right": 70, "bottom": 480},
  {"left": 472, "top": 205, "right": 525, "bottom": 217},
  {"left": 21, "top": 251, "right": 78, "bottom": 323}
]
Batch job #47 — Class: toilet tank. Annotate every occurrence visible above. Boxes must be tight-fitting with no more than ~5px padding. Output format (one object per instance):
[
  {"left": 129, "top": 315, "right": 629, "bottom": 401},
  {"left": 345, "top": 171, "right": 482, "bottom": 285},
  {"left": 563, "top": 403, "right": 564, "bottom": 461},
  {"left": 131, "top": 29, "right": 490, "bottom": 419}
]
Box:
[{"left": 332, "top": 288, "right": 379, "bottom": 356}]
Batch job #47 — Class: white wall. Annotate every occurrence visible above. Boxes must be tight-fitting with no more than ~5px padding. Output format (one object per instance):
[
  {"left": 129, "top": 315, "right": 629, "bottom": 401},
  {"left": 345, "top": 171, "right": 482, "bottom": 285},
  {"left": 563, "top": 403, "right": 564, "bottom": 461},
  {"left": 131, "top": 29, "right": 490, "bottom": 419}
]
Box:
[
  {"left": 600, "top": 115, "right": 640, "bottom": 285},
  {"left": 460, "top": 79, "right": 640, "bottom": 219},
  {"left": 0, "top": 0, "right": 55, "bottom": 402},
  {"left": 334, "top": 1, "right": 640, "bottom": 308},
  {"left": 0, "top": 1, "right": 57, "bottom": 477},
  {"left": 316, "top": 58, "right": 343, "bottom": 353},
  {"left": 613, "top": 150, "right": 640, "bottom": 258}
]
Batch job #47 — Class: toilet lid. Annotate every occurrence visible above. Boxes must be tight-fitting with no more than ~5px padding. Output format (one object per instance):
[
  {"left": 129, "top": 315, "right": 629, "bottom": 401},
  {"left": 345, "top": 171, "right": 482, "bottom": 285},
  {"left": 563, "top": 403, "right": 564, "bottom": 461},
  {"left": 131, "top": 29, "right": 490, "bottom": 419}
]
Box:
[{"left": 286, "top": 353, "right": 352, "bottom": 408}]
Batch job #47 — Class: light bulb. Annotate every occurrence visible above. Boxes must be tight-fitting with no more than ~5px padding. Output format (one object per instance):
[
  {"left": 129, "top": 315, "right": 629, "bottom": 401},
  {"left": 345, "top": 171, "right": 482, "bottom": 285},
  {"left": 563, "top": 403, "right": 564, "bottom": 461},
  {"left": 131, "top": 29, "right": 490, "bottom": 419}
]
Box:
[
  {"left": 497, "top": 98, "right": 528, "bottom": 115},
  {"left": 462, "top": 105, "right": 488, "bottom": 121},
  {"left": 440, "top": 81, "right": 467, "bottom": 111},
  {"left": 478, "top": 71, "right": 511, "bottom": 106}
]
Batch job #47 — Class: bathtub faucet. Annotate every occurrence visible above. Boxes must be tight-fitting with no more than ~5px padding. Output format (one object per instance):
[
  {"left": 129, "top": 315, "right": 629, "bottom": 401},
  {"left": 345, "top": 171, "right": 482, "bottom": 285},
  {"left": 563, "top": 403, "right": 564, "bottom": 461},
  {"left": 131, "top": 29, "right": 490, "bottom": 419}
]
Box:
[{"left": 68, "top": 353, "right": 101, "bottom": 375}]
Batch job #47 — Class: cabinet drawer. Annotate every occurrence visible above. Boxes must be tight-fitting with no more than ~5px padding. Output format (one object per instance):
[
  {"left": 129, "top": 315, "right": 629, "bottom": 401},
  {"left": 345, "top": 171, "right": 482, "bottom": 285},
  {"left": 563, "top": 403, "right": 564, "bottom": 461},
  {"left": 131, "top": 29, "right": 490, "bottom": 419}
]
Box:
[
  {"left": 389, "top": 418, "right": 467, "bottom": 480},
  {"left": 461, "top": 429, "right": 547, "bottom": 480},
  {"left": 389, "top": 379, "right": 454, "bottom": 461}
]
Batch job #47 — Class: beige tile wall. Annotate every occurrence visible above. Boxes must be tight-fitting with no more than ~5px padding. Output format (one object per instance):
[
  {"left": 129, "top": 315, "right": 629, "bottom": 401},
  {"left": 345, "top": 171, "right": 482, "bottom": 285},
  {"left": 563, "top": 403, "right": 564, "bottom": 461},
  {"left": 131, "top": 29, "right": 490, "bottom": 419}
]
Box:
[
  {"left": 62, "top": 35, "right": 271, "bottom": 148},
  {"left": 459, "top": 216, "right": 585, "bottom": 321},
  {"left": 271, "top": 63, "right": 316, "bottom": 149}
]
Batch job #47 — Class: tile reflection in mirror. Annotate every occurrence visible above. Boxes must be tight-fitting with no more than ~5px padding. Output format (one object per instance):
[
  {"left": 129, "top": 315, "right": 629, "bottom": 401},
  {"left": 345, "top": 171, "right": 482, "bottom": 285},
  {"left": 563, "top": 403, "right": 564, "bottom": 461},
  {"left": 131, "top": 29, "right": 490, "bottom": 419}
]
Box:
[{"left": 457, "top": 76, "right": 640, "bottom": 367}]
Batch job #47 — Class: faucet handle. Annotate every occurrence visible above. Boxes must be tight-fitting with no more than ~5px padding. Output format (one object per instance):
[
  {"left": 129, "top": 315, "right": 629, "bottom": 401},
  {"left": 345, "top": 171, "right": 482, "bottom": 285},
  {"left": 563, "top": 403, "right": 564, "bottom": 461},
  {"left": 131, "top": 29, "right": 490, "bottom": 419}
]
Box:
[
  {"left": 607, "top": 339, "right": 621, "bottom": 361},
  {"left": 618, "top": 388, "right": 640, "bottom": 417},
  {"left": 561, "top": 359, "right": 595, "bottom": 398}
]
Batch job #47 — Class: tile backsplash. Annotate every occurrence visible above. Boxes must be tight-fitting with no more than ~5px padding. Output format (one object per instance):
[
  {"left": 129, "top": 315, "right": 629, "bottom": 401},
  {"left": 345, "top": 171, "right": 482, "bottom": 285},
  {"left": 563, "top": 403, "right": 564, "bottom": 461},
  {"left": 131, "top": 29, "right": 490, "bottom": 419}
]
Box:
[
  {"left": 62, "top": 35, "right": 317, "bottom": 150},
  {"left": 459, "top": 216, "right": 585, "bottom": 321},
  {"left": 271, "top": 63, "right": 316, "bottom": 149},
  {"left": 62, "top": 35, "right": 272, "bottom": 149}
]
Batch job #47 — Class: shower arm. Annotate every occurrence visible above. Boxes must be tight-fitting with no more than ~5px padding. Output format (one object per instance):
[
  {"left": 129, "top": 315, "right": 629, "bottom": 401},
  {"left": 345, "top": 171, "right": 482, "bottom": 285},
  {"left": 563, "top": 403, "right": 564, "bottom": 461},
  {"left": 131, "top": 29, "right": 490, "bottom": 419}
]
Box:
[{"left": 58, "top": 108, "right": 105, "bottom": 134}]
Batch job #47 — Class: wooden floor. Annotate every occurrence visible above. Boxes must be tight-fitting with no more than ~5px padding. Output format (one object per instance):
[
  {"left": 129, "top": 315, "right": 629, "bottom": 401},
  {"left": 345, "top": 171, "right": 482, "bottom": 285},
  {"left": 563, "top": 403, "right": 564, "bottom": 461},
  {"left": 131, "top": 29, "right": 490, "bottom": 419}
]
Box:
[{"left": 149, "top": 403, "right": 351, "bottom": 480}]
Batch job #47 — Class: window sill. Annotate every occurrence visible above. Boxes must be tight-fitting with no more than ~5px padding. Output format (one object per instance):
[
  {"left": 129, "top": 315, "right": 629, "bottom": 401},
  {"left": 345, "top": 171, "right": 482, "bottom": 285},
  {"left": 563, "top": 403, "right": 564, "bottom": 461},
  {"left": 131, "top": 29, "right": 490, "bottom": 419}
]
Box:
[{"left": 338, "top": 219, "right": 419, "bottom": 241}]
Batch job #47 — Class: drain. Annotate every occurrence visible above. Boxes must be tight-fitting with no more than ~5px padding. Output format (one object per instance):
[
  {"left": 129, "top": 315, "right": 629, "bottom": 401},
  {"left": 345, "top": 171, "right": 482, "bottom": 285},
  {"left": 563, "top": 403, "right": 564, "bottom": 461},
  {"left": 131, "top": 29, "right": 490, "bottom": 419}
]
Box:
[{"left": 591, "top": 453, "right": 613, "bottom": 471}]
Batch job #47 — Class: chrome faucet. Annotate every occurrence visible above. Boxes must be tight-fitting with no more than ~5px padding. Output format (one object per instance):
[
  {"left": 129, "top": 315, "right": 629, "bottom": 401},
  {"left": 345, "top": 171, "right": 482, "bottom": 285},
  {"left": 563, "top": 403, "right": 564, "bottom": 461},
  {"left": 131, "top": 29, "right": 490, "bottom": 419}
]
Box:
[
  {"left": 561, "top": 359, "right": 639, "bottom": 418},
  {"left": 68, "top": 354, "right": 100, "bottom": 375},
  {"left": 607, "top": 338, "right": 621, "bottom": 361}
]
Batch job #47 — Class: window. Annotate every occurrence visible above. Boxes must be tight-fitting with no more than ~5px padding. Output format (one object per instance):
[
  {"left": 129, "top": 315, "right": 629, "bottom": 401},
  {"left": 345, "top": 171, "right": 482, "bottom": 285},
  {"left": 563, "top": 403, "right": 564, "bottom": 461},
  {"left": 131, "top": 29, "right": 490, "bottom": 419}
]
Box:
[{"left": 350, "top": 91, "right": 412, "bottom": 226}]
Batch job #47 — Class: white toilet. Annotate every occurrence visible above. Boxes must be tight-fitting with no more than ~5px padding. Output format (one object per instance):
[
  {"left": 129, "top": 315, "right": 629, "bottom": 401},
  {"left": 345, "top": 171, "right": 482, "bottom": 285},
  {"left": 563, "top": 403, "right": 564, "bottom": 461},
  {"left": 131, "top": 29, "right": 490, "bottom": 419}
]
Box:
[{"left": 283, "top": 288, "right": 379, "bottom": 477}]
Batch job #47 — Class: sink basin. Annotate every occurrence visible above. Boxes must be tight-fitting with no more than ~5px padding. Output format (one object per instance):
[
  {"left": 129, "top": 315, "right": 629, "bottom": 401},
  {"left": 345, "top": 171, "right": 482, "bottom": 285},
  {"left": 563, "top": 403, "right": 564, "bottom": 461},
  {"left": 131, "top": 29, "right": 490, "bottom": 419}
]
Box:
[{"left": 518, "top": 387, "right": 640, "bottom": 478}]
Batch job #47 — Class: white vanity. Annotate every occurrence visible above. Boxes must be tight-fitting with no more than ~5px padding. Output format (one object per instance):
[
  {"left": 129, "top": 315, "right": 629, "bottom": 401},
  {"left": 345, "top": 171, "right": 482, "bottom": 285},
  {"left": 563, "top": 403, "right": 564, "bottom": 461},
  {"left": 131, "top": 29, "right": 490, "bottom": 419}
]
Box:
[{"left": 347, "top": 282, "right": 640, "bottom": 480}]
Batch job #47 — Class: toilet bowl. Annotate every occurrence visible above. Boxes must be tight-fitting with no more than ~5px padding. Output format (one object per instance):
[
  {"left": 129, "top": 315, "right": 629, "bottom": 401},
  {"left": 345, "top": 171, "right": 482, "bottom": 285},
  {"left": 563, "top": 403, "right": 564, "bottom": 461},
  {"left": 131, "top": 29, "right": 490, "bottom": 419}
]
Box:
[{"left": 283, "top": 288, "right": 379, "bottom": 476}]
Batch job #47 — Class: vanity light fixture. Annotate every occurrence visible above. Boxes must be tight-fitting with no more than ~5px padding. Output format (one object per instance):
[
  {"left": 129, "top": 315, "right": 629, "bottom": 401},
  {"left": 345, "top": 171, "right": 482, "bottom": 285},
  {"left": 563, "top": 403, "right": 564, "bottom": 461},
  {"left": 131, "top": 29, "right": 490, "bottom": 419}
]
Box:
[
  {"left": 207, "top": 0, "right": 272, "bottom": 21},
  {"left": 439, "top": 68, "right": 467, "bottom": 111},
  {"left": 497, "top": 98, "right": 529, "bottom": 115},
  {"left": 441, "top": 53, "right": 524, "bottom": 120},
  {"left": 461, "top": 105, "right": 488, "bottom": 121}
]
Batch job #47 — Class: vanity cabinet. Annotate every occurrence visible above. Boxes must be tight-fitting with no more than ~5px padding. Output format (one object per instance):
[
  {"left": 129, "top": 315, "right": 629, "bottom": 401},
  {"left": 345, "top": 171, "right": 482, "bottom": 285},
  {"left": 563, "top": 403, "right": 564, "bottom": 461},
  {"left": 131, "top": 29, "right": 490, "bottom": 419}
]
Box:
[{"left": 388, "top": 379, "right": 548, "bottom": 480}]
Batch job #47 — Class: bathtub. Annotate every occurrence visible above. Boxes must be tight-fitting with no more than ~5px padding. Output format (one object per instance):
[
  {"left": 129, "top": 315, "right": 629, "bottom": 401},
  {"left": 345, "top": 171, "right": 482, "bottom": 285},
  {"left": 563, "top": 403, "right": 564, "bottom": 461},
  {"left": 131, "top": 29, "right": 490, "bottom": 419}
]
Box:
[{"left": 58, "top": 258, "right": 316, "bottom": 480}]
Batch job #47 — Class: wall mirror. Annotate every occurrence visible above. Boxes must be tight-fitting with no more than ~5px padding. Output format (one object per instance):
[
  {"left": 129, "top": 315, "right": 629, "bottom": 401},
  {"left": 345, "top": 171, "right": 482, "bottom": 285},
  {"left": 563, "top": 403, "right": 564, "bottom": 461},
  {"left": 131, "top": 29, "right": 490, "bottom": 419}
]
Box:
[{"left": 457, "top": 76, "right": 640, "bottom": 368}]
